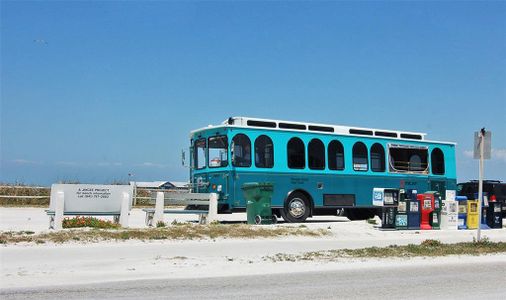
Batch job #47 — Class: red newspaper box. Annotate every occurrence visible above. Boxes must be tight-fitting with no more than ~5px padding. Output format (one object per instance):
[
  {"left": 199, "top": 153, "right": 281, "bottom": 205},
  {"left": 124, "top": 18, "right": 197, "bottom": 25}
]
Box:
[{"left": 417, "top": 193, "right": 434, "bottom": 230}]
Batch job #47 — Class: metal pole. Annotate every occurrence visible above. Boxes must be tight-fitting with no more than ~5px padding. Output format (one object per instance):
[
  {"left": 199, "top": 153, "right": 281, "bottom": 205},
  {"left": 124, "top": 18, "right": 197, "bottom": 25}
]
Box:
[
  {"left": 477, "top": 130, "right": 485, "bottom": 242},
  {"left": 129, "top": 173, "right": 137, "bottom": 206},
  {"left": 133, "top": 181, "right": 137, "bottom": 206}
]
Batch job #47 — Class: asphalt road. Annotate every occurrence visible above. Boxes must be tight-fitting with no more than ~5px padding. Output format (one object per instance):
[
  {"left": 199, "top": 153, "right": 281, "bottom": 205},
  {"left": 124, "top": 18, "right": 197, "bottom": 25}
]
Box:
[{"left": 2, "top": 259, "right": 505, "bottom": 300}]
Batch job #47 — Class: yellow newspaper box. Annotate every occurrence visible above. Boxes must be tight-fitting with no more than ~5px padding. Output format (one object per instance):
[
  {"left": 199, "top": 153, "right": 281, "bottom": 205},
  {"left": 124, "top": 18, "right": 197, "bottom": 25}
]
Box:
[{"left": 466, "top": 200, "right": 479, "bottom": 229}]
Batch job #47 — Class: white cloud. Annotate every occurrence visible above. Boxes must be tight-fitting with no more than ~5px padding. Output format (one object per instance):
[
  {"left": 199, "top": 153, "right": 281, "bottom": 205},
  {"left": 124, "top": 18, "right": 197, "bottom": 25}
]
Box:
[
  {"left": 492, "top": 148, "right": 506, "bottom": 162},
  {"left": 136, "top": 162, "right": 167, "bottom": 168},
  {"left": 55, "top": 161, "right": 124, "bottom": 167},
  {"left": 97, "top": 162, "right": 123, "bottom": 167},
  {"left": 463, "top": 148, "right": 506, "bottom": 162},
  {"left": 56, "top": 161, "right": 79, "bottom": 166},
  {"left": 11, "top": 159, "right": 41, "bottom": 165}
]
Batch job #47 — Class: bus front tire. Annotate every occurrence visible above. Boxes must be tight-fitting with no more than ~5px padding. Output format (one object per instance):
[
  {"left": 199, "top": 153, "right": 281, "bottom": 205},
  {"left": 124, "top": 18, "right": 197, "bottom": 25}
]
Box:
[{"left": 281, "top": 192, "right": 310, "bottom": 223}]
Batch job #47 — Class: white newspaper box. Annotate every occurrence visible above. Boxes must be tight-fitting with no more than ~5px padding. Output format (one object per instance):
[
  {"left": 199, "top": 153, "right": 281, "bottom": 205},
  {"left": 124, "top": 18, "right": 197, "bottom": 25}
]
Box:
[
  {"left": 372, "top": 188, "right": 399, "bottom": 207},
  {"left": 441, "top": 200, "right": 459, "bottom": 230}
]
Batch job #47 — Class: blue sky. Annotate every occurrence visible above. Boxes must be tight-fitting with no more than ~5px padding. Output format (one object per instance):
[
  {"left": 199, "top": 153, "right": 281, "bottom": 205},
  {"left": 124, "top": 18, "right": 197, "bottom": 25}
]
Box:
[{"left": 1, "top": 1, "right": 505, "bottom": 185}]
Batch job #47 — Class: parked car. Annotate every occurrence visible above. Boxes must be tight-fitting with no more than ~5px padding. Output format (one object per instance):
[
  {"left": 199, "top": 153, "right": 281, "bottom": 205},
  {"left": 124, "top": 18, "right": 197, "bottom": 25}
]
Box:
[{"left": 457, "top": 180, "right": 506, "bottom": 218}]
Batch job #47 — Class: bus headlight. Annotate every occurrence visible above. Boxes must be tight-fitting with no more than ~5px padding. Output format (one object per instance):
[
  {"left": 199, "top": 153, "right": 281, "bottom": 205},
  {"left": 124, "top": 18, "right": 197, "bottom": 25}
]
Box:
[{"left": 217, "top": 185, "right": 222, "bottom": 192}]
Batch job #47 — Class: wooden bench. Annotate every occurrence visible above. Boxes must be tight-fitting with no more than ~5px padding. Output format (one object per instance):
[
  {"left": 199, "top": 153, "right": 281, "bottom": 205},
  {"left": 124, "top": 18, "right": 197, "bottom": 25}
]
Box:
[{"left": 144, "top": 191, "right": 218, "bottom": 226}]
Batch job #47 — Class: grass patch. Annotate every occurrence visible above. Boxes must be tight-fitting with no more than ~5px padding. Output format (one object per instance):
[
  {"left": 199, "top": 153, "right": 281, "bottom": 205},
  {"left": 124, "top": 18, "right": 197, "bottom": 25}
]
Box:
[
  {"left": 264, "top": 238, "right": 506, "bottom": 262},
  {"left": 0, "top": 224, "right": 329, "bottom": 245}
]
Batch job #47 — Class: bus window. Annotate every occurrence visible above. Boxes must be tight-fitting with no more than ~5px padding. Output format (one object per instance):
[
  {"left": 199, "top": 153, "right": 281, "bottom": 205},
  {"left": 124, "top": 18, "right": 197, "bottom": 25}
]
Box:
[
  {"left": 208, "top": 136, "right": 228, "bottom": 168},
  {"left": 287, "top": 137, "right": 305, "bottom": 169},
  {"left": 255, "top": 135, "right": 274, "bottom": 168},
  {"left": 431, "top": 148, "right": 445, "bottom": 175},
  {"left": 328, "top": 140, "right": 344, "bottom": 170},
  {"left": 370, "top": 143, "right": 385, "bottom": 172},
  {"left": 308, "top": 139, "right": 325, "bottom": 170},
  {"left": 232, "top": 134, "right": 251, "bottom": 167},
  {"left": 353, "top": 142, "right": 368, "bottom": 171},
  {"left": 194, "top": 139, "right": 206, "bottom": 169},
  {"left": 389, "top": 144, "right": 428, "bottom": 173}
]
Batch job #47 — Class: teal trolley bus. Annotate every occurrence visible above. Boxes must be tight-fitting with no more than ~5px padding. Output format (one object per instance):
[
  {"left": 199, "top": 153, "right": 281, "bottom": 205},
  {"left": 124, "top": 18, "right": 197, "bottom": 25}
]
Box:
[{"left": 189, "top": 117, "right": 456, "bottom": 222}]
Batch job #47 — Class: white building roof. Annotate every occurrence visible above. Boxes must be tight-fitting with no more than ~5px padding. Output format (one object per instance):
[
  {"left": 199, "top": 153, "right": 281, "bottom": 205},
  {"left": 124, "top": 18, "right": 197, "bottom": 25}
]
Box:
[
  {"left": 169, "top": 181, "right": 190, "bottom": 188},
  {"left": 130, "top": 181, "right": 189, "bottom": 188}
]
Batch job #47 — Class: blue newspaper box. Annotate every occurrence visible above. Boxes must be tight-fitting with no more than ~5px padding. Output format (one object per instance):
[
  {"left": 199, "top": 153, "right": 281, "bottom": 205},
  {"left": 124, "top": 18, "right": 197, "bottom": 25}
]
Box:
[
  {"left": 456, "top": 196, "right": 468, "bottom": 230},
  {"left": 406, "top": 189, "right": 421, "bottom": 230}
]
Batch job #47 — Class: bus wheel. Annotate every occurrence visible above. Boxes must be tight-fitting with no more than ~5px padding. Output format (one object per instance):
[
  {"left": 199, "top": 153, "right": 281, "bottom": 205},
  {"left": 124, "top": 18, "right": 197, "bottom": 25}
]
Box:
[{"left": 281, "top": 192, "right": 310, "bottom": 223}]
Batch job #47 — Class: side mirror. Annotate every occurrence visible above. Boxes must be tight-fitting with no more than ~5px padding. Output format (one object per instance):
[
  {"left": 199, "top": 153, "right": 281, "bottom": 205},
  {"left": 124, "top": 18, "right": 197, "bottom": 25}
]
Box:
[{"left": 181, "top": 149, "right": 188, "bottom": 168}]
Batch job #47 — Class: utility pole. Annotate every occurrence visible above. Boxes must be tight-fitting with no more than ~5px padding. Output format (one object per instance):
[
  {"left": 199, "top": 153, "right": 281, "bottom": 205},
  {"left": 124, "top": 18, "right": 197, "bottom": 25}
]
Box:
[
  {"left": 474, "top": 128, "right": 491, "bottom": 242},
  {"left": 129, "top": 173, "right": 137, "bottom": 206},
  {"left": 477, "top": 129, "right": 484, "bottom": 242}
]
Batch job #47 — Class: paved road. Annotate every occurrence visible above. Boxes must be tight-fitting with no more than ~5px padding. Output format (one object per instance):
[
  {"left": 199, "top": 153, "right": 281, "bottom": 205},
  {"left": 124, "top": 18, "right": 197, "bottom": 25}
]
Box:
[{"left": 2, "top": 259, "right": 505, "bottom": 299}]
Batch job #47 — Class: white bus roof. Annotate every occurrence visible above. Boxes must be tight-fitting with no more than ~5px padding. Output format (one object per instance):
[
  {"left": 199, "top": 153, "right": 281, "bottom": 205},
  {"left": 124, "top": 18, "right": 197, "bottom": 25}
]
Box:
[{"left": 190, "top": 116, "right": 456, "bottom": 145}]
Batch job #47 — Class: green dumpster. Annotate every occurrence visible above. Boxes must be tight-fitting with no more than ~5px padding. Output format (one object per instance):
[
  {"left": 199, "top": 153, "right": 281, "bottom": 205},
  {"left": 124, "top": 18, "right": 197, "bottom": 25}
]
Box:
[{"left": 242, "top": 182, "right": 276, "bottom": 225}]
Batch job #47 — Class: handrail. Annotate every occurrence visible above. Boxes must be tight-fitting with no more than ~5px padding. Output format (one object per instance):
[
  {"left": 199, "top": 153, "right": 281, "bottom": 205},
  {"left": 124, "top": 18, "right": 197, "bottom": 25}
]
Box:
[
  {"left": 0, "top": 185, "right": 49, "bottom": 189},
  {"left": 389, "top": 160, "right": 429, "bottom": 173},
  {"left": 0, "top": 195, "right": 50, "bottom": 199}
]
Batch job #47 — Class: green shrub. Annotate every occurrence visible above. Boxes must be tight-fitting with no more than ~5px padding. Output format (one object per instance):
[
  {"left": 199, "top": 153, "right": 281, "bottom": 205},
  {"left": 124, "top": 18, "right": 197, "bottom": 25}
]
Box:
[
  {"left": 156, "top": 221, "right": 166, "bottom": 228},
  {"left": 367, "top": 218, "right": 378, "bottom": 225},
  {"left": 62, "top": 216, "right": 120, "bottom": 229}
]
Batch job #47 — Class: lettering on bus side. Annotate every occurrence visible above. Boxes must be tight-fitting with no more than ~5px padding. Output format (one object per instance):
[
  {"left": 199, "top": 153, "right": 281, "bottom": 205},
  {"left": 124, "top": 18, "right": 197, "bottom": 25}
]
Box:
[{"left": 291, "top": 177, "right": 309, "bottom": 184}]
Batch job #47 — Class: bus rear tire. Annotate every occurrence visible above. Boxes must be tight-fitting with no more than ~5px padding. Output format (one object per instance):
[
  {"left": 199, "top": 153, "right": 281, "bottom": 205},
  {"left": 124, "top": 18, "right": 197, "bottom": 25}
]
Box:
[{"left": 281, "top": 192, "right": 310, "bottom": 223}]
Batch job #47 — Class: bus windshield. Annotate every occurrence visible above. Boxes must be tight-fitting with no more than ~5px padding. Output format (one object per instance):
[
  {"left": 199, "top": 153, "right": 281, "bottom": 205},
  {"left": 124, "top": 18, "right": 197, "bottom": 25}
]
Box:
[
  {"left": 194, "top": 139, "right": 206, "bottom": 169},
  {"left": 208, "top": 136, "right": 228, "bottom": 168}
]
